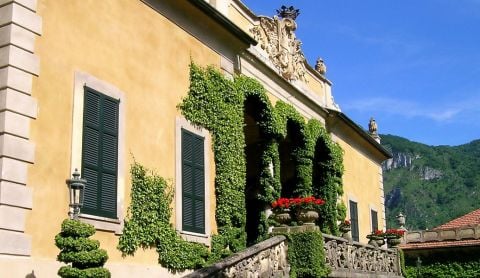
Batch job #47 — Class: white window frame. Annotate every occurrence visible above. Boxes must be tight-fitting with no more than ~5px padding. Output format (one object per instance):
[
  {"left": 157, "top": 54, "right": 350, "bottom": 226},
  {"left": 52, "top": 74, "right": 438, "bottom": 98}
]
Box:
[
  {"left": 175, "top": 117, "right": 211, "bottom": 246},
  {"left": 70, "top": 71, "right": 125, "bottom": 234}
]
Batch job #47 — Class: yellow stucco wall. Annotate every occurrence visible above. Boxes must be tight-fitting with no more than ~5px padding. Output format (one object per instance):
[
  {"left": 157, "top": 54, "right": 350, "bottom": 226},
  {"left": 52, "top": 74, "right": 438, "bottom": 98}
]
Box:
[
  {"left": 336, "top": 137, "right": 385, "bottom": 244},
  {"left": 228, "top": 4, "right": 253, "bottom": 33},
  {"left": 27, "top": 0, "right": 219, "bottom": 265}
]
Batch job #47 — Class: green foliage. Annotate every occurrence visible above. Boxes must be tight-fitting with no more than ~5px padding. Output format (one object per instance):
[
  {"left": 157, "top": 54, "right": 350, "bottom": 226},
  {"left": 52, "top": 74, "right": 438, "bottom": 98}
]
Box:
[
  {"left": 55, "top": 219, "right": 110, "bottom": 278},
  {"left": 179, "top": 63, "right": 248, "bottom": 256},
  {"left": 382, "top": 135, "right": 480, "bottom": 230},
  {"left": 405, "top": 261, "right": 480, "bottom": 278},
  {"left": 178, "top": 63, "right": 345, "bottom": 252},
  {"left": 58, "top": 266, "right": 111, "bottom": 278},
  {"left": 288, "top": 231, "right": 329, "bottom": 278},
  {"left": 306, "top": 119, "right": 344, "bottom": 234},
  {"left": 118, "top": 162, "right": 208, "bottom": 270},
  {"left": 336, "top": 201, "right": 347, "bottom": 222},
  {"left": 404, "top": 251, "right": 480, "bottom": 278}
]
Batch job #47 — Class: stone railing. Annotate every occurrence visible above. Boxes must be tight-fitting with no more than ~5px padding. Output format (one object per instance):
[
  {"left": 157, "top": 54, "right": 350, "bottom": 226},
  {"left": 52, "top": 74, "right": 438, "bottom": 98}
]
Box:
[
  {"left": 184, "top": 235, "right": 289, "bottom": 278},
  {"left": 323, "top": 234, "right": 403, "bottom": 278},
  {"left": 405, "top": 225, "right": 480, "bottom": 243}
]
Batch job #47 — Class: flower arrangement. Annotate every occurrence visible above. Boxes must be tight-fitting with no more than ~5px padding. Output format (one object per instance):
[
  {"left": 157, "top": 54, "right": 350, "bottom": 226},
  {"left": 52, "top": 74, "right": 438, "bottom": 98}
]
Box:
[
  {"left": 271, "top": 197, "right": 292, "bottom": 212},
  {"left": 384, "top": 229, "right": 405, "bottom": 238},
  {"left": 340, "top": 219, "right": 351, "bottom": 227},
  {"left": 271, "top": 196, "right": 325, "bottom": 212},
  {"left": 288, "top": 196, "right": 326, "bottom": 211},
  {"left": 367, "top": 229, "right": 385, "bottom": 239}
]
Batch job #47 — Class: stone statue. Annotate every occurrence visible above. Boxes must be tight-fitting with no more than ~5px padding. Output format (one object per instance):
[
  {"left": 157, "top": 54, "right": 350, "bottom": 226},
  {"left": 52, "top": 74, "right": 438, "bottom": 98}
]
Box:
[
  {"left": 315, "top": 58, "right": 327, "bottom": 75},
  {"left": 368, "top": 117, "right": 378, "bottom": 135},
  {"left": 250, "top": 6, "right": 307, "bottom": 82}
]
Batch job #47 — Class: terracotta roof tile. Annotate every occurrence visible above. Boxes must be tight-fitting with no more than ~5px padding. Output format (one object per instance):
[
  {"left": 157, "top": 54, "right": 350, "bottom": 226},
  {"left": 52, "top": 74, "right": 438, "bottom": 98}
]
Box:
[
  {"left": 400, "top": 239, "right": 480, "bottom": 250},
  {"left": 434, "top": 208, "right": 480, "bottom": 230}
]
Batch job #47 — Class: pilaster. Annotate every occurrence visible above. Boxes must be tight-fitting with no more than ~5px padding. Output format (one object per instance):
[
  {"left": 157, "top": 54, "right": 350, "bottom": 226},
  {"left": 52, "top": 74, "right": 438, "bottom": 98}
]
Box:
[{"left": 0, "top": 0, "right": 41, "bottom": 256}]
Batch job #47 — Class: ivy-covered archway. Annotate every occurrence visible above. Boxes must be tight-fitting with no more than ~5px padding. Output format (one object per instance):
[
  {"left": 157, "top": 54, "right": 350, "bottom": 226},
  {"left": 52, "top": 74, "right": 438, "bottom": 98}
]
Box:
[{"left": 119, "top": 64, "right": 345, "bottom": 270}]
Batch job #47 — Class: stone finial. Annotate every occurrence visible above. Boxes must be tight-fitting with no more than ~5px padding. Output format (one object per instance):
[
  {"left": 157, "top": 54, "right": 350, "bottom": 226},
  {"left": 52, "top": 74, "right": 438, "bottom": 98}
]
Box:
[
  {"left": 396, "top": 212, "right": 406, "bottom": 230},
  {"left": 315, "top": 58, "right": 327, "bottom": 75},
  {"left": 276, "top": 5, "right": 300, "bottom": 20},
  {"left": 368, "top": 117, "right": 381, "bottom": 143},
  {"left": 368, "top": 117, "right": 378, "bottom": 135}
]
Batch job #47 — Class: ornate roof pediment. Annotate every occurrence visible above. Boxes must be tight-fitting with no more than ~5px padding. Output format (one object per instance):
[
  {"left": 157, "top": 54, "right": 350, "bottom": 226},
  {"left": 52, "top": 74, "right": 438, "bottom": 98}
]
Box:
[{"left": 250, "top": 6, "right": 308, "bottom": 83}]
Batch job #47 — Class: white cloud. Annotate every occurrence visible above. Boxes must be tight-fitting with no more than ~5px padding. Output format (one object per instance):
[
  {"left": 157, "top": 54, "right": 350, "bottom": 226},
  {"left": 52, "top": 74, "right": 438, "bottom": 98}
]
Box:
[{"left": 342, "top": 96, "right": 480, "bottom": 123}]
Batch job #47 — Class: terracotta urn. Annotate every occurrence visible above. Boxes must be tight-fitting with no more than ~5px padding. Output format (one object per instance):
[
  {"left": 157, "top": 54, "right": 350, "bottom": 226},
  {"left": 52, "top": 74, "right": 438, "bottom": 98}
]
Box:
[
  {"left": 387, "top": 237, "right": 402, "bottom": 248},
  {"left": 274, "top": 209, "right": 292, "bottom": 226},
  {"left": 367, "top": 235, "right": 385, "bottom": 247},
  {"left": 296, "top": 209, "right": 319, "bottom": 225}
]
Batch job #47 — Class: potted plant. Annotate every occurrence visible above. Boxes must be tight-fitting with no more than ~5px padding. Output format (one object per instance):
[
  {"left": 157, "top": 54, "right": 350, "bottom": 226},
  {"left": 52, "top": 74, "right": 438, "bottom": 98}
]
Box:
[
  {"left": 367, "top": 230, "right": 385, "bottom": 247},
  {"left": 289, "top": 196, "right": 325, "bottom": 225},
  {"left": 339, "top": 219, "right": 352, "bottom": 240},
  {"left": 384, "top": 228, "right": 405, "bottom": 247},
  {"left": 271, "top": 197, "right": 292, "bottom": 226}
]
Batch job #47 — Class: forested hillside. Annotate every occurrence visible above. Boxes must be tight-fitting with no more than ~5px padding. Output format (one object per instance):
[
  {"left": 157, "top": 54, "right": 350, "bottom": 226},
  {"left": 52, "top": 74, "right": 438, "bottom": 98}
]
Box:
[{"left": 381, "top": 134, "right": 480, "bottom": 230}]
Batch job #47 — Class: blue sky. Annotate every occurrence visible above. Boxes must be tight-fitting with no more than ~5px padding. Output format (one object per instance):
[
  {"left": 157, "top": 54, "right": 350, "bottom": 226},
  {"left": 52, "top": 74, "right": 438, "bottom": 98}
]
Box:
[{"left": 241, "top": 0, "right": 480, "bottom": 146}]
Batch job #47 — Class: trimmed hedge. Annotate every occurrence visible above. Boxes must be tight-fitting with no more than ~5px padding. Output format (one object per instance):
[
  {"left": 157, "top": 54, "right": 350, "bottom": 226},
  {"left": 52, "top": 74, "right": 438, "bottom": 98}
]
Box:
[{"left": 55, "top": 219, "right": 110, "bottom": 278}]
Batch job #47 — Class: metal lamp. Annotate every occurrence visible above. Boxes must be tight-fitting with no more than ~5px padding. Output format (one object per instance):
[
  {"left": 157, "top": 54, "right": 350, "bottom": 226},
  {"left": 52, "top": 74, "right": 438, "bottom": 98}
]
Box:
[{"left": 66, "top": 169, "right": 86, "bottom": 219}]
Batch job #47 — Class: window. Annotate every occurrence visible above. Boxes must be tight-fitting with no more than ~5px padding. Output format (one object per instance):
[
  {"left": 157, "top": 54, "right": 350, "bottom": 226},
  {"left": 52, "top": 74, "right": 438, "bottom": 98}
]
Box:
[
  {"left": 371, "top": 209, "right": 378, "bottom": 233},
  {"left": 175, "top": 117, "right": 210, "bottom": 245},
  {"left": 349, "top": 200, "right": 359, "bottom": 242},
  {"left": 70, "top": 71, "right": 125, "bottom": 233},
  {"left": 81, "top": 87, "right": 119, "bottom": 219},
  {"left": 181, "top": 128, "right": 205, "bottom": 234}
]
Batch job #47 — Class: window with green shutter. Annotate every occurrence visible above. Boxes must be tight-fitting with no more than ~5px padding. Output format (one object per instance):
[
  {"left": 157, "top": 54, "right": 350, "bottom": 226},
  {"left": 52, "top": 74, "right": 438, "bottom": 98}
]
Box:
[
  {"left": 81, "top": 87, "right": 119, "bottom": 219},
  {"left": 350, "top": 200, "right": 359, "bottom": 242},
  {"left": 371, "top": 210, "right": 378, "bottom": 233},
  {"left": 181, "top": 128, "right": 205, "bottom": 234}
]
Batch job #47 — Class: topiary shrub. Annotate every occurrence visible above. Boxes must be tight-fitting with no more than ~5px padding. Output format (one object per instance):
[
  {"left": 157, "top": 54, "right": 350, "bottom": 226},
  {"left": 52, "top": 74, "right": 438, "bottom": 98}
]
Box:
[
  {"left": 288, "top": 231, "right": 329, "bottom": 278},
  {"left": 55, "top": 219, "right": 110, "bottom": 278}
]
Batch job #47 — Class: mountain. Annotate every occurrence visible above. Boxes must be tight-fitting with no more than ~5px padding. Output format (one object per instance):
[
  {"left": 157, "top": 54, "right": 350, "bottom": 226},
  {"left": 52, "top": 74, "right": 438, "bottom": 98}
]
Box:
[{"left": 381, "top": 134, "right": 480, "bottom": 230}]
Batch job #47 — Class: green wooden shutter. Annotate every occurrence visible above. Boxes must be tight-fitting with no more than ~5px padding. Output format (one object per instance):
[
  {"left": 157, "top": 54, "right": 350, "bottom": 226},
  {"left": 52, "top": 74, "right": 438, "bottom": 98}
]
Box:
[
  {"left": 81, "top": 87, "right": 119, "bottom": 218},
  {"left": 371, "top": 210, "right": 378, "bottom": 233},
  {"left": 181, "top": 128, "right": 205, "bottom": 234},
  {"left": 350, "top": 200, "right": 359, "bottom": 242}
]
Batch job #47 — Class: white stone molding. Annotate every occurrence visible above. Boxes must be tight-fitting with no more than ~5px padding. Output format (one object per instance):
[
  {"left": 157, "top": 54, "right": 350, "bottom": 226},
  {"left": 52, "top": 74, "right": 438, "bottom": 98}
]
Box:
[
  {"left": 71, "top": 71, "right": 126, "bottom": 234},
  {"left": 0, "top": 0, "right": 40, "bottom": 256}
]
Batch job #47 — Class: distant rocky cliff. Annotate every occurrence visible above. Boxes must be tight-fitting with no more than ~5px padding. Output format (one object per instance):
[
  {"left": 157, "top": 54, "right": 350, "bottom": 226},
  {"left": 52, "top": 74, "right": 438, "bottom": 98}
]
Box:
[
  {"left": 381, "top": 135, "right": 480, "bottom": 230},
  {"left": 382, "top": 152, "right": 442, "bottom": 181}
]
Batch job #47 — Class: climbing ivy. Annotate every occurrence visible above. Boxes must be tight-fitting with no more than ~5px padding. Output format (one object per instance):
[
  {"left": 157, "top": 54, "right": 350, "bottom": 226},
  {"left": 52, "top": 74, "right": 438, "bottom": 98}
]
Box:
[
  {"left": 119, "top": 63, "right": 345, "bottom": 271},
  {"left": 179, "top": 63, "right": 345, "bottom": 252},
  {"left": 306, "top": 119, "right": 344, "bottom": 234},
  {"left": 288, "top": 231, "right": 330, "bottom": 278},
  {"left": 118, "top": 162, "right": 209, "bottom": 270}
]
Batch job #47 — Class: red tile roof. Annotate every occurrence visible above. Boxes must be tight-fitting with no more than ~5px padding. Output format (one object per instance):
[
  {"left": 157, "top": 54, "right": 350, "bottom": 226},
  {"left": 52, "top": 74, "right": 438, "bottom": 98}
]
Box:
[
  {"left": 434, "top": 208, "right": 480, "bottom": 230},
  {"left": 400, "top": 239, "right": 480, "bottom": 250}
]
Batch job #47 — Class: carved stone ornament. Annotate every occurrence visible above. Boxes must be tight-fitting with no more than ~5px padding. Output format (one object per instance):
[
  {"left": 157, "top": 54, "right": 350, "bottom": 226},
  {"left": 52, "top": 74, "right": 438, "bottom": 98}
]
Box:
[
  {"left": 315, "top": 58, "right": 327, "bottom": 75},
  {"left": 250, "top": 6, "right": 308, "bottom": 82}
]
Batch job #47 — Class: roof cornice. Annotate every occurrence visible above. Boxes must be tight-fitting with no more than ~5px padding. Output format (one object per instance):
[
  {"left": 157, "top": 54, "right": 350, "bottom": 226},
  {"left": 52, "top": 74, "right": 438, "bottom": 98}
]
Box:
[{"left": 187, "top": 0, "right": 257, "bottom": 46}]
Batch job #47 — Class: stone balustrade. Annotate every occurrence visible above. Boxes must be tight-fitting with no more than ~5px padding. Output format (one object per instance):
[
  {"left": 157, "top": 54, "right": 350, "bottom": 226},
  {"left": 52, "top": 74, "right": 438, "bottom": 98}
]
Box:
[
  {"left": 184, "top": 235, "right": 289, "bottom": 278},
  {"left": 405, "top": 224, "right": 480, "bottom": 243},
  {"left": 184, "top": 231, "right": 404, "bottom": 278},
  {"left": 323, "top": 234, "right": 403, "bottom": 278}
]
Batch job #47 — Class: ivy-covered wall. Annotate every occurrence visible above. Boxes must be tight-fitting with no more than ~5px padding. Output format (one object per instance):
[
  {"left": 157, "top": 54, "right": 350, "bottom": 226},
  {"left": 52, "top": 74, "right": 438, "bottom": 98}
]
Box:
[
  {"left": 119, "top": 63, "right": 345, "bottom": 272},
  {"left": 179, "top": 63, "right": 344, "bottom": 253}
]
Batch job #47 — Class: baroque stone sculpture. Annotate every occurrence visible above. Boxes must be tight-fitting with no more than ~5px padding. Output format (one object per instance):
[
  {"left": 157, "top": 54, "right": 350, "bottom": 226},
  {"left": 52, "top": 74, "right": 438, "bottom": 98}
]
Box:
[
  {"left": 250, "top": 6, "right": 308, "bottom": 82},
  {"left": 315, "top": 58, "right": 327, "bottom": 75}
]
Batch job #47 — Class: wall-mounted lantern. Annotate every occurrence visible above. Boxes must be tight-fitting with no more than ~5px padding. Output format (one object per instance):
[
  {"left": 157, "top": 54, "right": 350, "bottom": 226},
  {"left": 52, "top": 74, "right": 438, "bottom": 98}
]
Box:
[{"left": 66, "top": 169, "right": 86, "bottom": 220}]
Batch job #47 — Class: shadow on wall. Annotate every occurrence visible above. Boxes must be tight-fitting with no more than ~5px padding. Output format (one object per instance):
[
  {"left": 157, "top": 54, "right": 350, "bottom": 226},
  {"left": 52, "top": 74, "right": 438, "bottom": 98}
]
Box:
[{"left": 25, "top": 271, "right": 36, "bottom": 278}]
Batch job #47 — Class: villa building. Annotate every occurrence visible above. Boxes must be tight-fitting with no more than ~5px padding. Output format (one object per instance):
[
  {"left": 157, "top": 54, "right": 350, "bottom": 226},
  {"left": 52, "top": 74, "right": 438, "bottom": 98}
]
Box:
[{"left": 0, "top": 0, "right": 391, "bottom": 276}]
